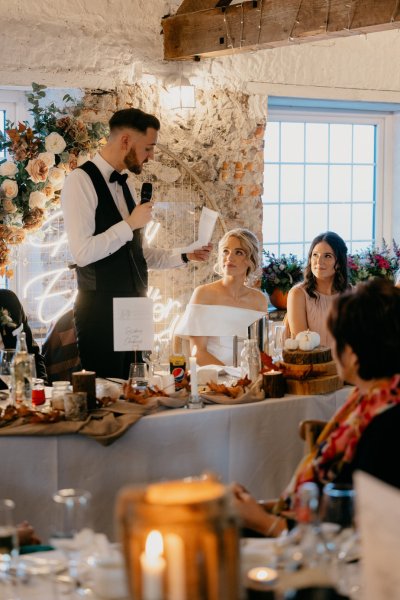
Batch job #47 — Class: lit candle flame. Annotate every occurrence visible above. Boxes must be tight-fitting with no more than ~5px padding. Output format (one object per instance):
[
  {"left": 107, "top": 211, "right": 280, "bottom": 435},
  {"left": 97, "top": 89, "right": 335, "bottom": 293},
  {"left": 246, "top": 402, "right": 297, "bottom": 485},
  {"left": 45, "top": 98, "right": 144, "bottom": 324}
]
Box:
[{"left": 145, "top": 530, "right": 164, "bottom": 561}]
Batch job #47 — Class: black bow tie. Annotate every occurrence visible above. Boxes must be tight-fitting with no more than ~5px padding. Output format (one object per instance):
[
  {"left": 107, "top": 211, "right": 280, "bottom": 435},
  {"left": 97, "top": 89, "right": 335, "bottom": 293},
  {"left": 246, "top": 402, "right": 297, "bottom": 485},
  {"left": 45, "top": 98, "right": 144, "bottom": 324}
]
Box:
[{"left": 109, "top": 170, "right": 128, "bottom": 185}]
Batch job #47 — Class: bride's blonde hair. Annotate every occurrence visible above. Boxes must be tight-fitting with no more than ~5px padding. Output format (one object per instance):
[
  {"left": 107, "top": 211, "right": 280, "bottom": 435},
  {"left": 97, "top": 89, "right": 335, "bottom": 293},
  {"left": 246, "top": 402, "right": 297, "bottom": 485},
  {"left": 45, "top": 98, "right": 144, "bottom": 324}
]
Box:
[{"left": 214, "top": 228, "right": 261, "bottom": 284}]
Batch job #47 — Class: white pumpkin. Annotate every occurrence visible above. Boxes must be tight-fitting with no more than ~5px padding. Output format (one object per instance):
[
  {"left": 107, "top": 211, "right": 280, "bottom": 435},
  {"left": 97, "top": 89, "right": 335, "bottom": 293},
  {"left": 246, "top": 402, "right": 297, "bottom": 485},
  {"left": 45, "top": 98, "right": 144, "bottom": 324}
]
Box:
[
  {"left": 284, "top": 338, "right": 299, "bottom": 350},
  {"left": 295, "top": 330, "right": 320, "bottom": 350}
]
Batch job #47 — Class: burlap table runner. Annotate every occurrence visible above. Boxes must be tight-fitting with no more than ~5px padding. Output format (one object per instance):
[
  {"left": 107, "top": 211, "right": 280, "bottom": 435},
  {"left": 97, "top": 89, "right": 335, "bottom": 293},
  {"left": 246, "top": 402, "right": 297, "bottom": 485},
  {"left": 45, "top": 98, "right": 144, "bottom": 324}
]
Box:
[{"left": 0, "top": 401, "right": 149, "bottom": 446}]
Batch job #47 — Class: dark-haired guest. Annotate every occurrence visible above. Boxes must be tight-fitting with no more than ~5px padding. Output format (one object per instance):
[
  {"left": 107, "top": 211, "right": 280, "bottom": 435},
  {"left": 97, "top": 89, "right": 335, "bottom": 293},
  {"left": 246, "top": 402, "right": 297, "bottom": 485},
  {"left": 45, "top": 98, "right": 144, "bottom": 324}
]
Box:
[
  {"left": 0, "top": 288, "right": 47, "bottom": 384},
  {"left": 234, "top": 278, "right": 400, "bottom": 537},
  {"left": 61, "top": 108, "right": 211, "bottom": 379},
  {"left": 286, "top": 231, "right": 350, "bottom": 347}
]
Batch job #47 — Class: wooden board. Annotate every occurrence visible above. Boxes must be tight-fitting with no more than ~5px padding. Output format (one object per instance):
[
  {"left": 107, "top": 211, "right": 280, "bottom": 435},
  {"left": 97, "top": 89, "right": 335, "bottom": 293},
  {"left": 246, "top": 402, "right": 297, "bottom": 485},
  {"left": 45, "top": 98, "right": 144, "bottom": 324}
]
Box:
[
  {"left": 286, "top": 375, "right": 342, "bottom": 396},
  {"left": 281, "top": 360, "right": 337, "bottom": 380},
  {"left": 282, "top": 345, "right": 332, "bottom": 365}
]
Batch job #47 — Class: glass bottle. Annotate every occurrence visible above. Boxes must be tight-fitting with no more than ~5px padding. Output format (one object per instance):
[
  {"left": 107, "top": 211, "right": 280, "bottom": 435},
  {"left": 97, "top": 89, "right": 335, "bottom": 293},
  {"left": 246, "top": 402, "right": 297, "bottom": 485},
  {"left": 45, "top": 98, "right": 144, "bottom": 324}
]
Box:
[
  {"left": 240, "top": 339, "right": 261, "bottom": 381},
  {"left": 11, "top": 331, "right": 33, "bottom": 407}
]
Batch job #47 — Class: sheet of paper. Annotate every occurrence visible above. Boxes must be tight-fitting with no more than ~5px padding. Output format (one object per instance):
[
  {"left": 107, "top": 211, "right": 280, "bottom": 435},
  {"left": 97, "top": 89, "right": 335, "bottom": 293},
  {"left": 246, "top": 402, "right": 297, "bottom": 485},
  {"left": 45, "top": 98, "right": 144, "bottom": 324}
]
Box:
[
  {"left": 113, "top": 298, "right": 154, "bottom": 351},
  {"left": 354, "top": 471, "right": 400, "bottom": 600},
  {"left": 179, "top": 206, "right": 219, "bottom": 253}
]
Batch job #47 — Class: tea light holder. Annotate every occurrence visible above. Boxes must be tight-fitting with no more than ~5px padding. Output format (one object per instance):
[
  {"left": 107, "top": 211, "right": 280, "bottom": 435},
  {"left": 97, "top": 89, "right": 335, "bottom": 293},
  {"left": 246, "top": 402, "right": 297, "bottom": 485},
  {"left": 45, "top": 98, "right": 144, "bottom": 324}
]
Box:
[
  {"left": 246, "top": 567, "right": 278, "bottom": 599},
  {"left": 72, "top": 370, "right": 97, "bottom": 410},
  {"left": 117, "top": 477, "right": 240, "bottom": 600},
  {"left": 64, "top": 391, "right": 88, "bottom": 421}
]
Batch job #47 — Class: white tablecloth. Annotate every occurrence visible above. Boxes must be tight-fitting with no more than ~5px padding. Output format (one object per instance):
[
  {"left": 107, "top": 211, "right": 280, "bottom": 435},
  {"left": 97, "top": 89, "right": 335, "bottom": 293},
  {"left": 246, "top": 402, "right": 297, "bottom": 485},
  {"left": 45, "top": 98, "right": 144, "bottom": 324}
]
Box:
[{"left": 0, "top": 387, "right": 350, "bottom": 542}]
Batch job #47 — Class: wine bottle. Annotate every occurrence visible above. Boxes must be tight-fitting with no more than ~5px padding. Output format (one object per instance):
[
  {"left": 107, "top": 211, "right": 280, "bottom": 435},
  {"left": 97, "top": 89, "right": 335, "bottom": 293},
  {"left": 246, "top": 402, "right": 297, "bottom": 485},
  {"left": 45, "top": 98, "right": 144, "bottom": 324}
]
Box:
[{"left": 11, "top": 331, "right": 32, "bottom": 406}]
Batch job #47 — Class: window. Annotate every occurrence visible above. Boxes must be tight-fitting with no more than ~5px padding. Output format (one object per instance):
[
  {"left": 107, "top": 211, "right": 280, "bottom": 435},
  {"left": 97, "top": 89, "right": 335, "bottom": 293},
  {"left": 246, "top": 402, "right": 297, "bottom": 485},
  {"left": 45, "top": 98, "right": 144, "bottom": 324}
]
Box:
[{"left": 262, "top": 106, "right": 388, "bottom": 259}]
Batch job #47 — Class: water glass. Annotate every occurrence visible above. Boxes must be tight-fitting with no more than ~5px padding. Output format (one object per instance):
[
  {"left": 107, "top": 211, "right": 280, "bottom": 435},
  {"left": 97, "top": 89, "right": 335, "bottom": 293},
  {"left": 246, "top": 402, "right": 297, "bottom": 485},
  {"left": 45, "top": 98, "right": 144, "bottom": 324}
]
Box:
[
  {"left": 0, "top": 349, "right": 16, "bottom": 390},
  {"left": 129, "top": 363, "right": 148, "bottom": 390},
  {"left": 320, "top": 483, "right": 355, "bottom": 529},
  {"left": 0, "top": 498, "right": 19, "bottom": 598}
]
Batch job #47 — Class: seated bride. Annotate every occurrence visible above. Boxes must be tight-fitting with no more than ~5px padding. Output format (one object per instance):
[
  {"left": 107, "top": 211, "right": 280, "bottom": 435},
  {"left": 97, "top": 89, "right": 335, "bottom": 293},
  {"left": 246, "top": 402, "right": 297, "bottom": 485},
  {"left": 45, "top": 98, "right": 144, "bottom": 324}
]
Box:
[{"left": 174, "top": 228, "right": 268, "bottom": 366}]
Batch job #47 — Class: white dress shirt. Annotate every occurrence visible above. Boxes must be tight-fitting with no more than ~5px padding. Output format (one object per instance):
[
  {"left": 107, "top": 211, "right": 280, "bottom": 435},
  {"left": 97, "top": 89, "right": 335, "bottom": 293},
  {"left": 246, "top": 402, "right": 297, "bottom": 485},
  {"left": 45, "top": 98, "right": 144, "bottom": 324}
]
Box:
[{"left": 61, "top": 153, "right": 184, "bottom": 270}]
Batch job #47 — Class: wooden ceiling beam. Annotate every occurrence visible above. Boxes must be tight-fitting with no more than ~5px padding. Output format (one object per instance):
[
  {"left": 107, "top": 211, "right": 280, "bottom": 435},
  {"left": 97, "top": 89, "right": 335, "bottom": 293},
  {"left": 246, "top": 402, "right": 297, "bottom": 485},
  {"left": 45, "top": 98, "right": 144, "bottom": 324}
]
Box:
[
  {"left": 176, "top": 0, "right": 233, "bottom": 15},
  {"left": 163, "top": 0, "right": 400, "bottom": 61}
]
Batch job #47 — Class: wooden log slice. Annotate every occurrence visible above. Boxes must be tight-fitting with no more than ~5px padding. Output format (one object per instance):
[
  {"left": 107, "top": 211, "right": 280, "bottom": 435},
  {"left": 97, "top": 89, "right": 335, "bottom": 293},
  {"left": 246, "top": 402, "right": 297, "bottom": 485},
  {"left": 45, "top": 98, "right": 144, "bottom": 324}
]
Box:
[
  {"left": 282, "top": 345, "right": 332, "bottom": 365},
  {"left": 280, "top": 360, "right": 337, "bottom": 380},
  {"left": 262, "top": 371, "right": 286, "bottom": 398},
  {"left": 286, "top": 375, "right": 342, "bottom": 395}
]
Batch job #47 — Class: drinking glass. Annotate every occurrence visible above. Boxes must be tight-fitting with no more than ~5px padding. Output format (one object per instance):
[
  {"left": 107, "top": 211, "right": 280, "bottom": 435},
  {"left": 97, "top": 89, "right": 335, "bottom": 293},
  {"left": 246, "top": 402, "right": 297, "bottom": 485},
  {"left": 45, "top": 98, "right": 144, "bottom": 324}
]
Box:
[
  {"left": 320, "top": 483, "right": 355, "bottom": 530},
  {"left": 0, "top": 349, "right": 16, "bottom": 390},
  {"left": 128, "top": 363, "right": 148, "bottom": 390},
  {"left": 0, "top": 498, "right": 19, "bottom": 598},
  {"left": 50, "top": 488, "right": 93, "bottom": 596},
  {"left": 273, "top": 325, "right": 286, "bottom": 362}
]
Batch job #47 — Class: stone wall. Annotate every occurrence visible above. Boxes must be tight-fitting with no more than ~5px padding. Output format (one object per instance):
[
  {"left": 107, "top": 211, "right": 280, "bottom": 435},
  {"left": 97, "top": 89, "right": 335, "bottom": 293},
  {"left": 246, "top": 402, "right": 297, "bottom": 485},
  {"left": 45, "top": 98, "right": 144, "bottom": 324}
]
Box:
[{"left": 82, "top": 82, "right": 267, "bottom": 337}]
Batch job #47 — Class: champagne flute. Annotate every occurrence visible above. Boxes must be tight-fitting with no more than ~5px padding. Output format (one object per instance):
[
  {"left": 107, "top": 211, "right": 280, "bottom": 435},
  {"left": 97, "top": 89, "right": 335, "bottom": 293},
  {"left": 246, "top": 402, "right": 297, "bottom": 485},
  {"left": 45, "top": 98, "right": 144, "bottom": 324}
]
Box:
[
  {"left": 50, "top": 488, "right": 93, "bottom": 596},
  {"left": 273, "top": 325, "right": 286, "bottom": 362}
]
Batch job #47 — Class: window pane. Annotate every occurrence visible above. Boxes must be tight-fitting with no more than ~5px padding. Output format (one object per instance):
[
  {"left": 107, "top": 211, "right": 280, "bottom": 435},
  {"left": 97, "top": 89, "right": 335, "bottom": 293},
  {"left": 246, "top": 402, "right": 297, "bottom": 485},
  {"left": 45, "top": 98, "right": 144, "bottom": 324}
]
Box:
[
  {"left": 264, "top": 121, "right": 279, "bottom": 163},
  {"left": 281, "top": 165, "right": 304, "bottom": 202},
  {"left": 353, "top": 165, "right": 374, "bottom": 202},
  {"left": 264, "top": 243, "right": 279, "bottom": 256},
  {"left": 281, "top": 122, "right": 304, "bottom": 163},
  {"left": 330, "top": 124, "right": 352, "bottom": 163},
  {"left": 263, "top": 204, "right": 279, "bottom": 244},
  {"left": 328, "top": 204, "right": 351, "bottom": 240},
  {"left": 305, "top": 165, "right": 328, "bottom": 203},
  {"left": 352, "top": 204, "right": 373, "bottom": 240},
  {"left": 263, "top": 164, "right": 279, "bottom": 202},
  {"left": 329, "top": 165, "right": 351, "bottom": 202},
  {"left": 282, "top": 243, "right": 305, "bottom": 259},
  {"left": 306, "top": 123, "right": 328, "bottom": 163},
  {"left": 280, "top": 204, "right": 303, "bottom": 242},
  {"left": 305, "top": 204, "right": 328, "bottom": 240},
  {"left": 353, "top": 125, "right": 375, "bottom": 164}
]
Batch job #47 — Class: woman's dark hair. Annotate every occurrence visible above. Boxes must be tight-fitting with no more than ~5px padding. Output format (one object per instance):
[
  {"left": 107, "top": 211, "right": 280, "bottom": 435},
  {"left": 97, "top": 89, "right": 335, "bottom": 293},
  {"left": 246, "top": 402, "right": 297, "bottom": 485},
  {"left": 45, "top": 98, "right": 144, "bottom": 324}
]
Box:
[
  {"left": 109, "top": 108, "right": 160, "bottom": 133},
  {"left": 327, "top": 278, "right": 400, "bottom": 380},
  {"left": 303, "top": 231, "right": 349, "bottom": 299}
]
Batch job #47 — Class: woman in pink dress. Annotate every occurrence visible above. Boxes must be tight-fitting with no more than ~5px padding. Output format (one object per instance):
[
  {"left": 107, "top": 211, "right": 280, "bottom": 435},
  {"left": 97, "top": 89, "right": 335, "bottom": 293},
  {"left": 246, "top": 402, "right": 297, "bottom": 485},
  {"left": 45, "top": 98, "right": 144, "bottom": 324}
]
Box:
[{"left": 286, "top": 231, "right": 350, "bottom": 348}]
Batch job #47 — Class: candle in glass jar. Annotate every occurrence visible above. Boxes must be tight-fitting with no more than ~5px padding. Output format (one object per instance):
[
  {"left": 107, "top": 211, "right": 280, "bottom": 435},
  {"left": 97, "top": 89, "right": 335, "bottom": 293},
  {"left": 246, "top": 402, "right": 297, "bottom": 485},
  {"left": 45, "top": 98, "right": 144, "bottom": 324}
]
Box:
[
  {"left": 189, "top": 346, "right": 198, "bottom": 398},
  {"left": 140, "top": 530, "right": 165, "bottom": 600}
]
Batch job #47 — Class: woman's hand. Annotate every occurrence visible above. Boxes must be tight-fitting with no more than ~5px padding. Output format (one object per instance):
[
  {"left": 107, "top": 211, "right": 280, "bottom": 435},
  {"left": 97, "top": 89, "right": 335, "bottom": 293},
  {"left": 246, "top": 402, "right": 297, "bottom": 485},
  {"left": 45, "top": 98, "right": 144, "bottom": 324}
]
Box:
[{"left": 231, "top": 483, "right": 287, "bottom": 537}]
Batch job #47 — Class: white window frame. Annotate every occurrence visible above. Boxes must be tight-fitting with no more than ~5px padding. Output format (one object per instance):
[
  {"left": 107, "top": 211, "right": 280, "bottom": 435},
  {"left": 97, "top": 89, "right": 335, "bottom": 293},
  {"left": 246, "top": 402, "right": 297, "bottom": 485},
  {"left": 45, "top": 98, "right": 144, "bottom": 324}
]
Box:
[{"left": 264, "top": 108, "right": 393, "bottom": 253}]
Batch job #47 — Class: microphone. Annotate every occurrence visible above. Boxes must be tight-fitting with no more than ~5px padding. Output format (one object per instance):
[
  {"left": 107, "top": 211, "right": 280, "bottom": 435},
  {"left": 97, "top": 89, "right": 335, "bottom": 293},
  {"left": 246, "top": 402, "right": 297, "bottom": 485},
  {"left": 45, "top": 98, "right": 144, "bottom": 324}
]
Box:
[{"left": 140, "top": 182, "right": 153, "bottom": 204}]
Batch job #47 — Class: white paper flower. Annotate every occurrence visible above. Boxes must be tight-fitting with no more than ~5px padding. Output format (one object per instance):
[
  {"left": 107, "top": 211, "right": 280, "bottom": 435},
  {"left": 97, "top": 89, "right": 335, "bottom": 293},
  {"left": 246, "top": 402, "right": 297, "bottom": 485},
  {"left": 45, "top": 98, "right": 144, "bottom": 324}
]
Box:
[
  {"left": 38, "top": 152, "right": 55, "bottom": 168},
  {"left": 48, "top": 167, "right": 65, "bottom": 190},
  {"left": 0, "top": 161, "right": 18, "bottom": 177},
  {"left": 26, "top": 158, "right": 49, "bottom": 183},
  {"left": 1, "top": 178, "right": 18, "bottom": 199},
  {"left": 29, "top": 191, "right": 47, "bottom": 209},
  {"left": 45, "top": 132, "right": 66, "bottom": 154}
]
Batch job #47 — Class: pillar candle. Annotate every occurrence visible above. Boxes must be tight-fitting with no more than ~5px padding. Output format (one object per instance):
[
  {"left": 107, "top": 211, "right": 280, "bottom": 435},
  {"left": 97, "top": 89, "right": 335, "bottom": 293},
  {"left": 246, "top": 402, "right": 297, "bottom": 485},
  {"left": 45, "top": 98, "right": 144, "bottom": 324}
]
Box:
[
  {"left": 189, "top": 351, "right": 198, "bottom": 398},
  {"left": 140, "top": 530, "right": 165, "bottom": 600},
  {"left": 72, "top": 370, "right": 96, "bottom": 410}
]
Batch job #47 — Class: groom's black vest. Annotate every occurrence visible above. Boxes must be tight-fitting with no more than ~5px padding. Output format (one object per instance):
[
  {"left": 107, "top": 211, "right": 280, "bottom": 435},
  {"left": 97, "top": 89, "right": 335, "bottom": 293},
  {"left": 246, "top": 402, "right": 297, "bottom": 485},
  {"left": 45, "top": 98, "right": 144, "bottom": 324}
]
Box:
[{"left": 75, "top": 161, "right": 147, "bottom": 296}]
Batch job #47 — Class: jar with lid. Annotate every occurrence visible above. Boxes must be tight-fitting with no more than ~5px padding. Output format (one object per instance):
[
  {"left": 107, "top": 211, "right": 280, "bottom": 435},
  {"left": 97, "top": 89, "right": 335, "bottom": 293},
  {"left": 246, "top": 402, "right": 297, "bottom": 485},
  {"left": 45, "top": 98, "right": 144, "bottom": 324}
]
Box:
[
  {"left": 51, "top": 380, "right": 70, "bottom": 410},
  {"left": 240, "top": 339, "right": 261, "bottom": 382}
]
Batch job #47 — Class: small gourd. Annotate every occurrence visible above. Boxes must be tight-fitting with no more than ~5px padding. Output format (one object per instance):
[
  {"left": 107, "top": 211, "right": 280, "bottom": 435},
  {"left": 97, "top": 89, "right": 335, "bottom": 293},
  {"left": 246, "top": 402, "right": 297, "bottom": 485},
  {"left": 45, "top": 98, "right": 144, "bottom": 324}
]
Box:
[
  {"left": 284, "top": 337, "right": 299, "bottom": 351},
  {"left": 295, "top": 330, "right": 320, "bottom": 351}
]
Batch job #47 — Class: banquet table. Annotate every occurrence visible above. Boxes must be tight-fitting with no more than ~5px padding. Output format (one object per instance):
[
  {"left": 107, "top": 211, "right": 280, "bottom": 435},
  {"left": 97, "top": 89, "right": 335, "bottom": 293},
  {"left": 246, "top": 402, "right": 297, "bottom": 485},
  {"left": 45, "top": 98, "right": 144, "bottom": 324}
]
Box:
[{"left": 0, "top": 387, "right": 350, "bottom": 542}]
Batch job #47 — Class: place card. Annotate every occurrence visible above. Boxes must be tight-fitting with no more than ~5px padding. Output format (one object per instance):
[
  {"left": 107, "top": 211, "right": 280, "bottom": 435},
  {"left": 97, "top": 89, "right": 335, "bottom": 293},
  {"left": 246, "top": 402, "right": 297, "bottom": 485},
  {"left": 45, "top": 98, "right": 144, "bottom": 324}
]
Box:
[
  {"left": 113, "top": 298, "right": 154, "bottom": 351},
  {"left": 354, "top": 471, "right": 400, "bottom": 600}
]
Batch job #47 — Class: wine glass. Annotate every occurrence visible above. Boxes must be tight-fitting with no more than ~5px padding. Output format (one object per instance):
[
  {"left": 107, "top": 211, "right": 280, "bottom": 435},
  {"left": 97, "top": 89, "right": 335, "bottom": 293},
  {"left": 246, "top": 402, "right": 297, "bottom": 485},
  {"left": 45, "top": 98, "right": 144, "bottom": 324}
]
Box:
[
  {"left": 50, "top": 488, "right": 93, "bottom": 596},
  {"left": 0, "top": 498, "right": 19, "bottom": 598}
]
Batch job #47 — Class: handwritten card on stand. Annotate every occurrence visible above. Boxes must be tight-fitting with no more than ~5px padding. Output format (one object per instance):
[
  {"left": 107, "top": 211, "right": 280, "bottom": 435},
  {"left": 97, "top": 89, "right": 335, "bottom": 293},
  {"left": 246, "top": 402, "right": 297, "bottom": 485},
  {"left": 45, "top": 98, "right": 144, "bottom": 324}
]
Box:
[
  {"left": 113, "top": 298, "right": 154, "bottom": 351},
  {"left": 354, "top": 471, "right": 400, "bottom": 600}
]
